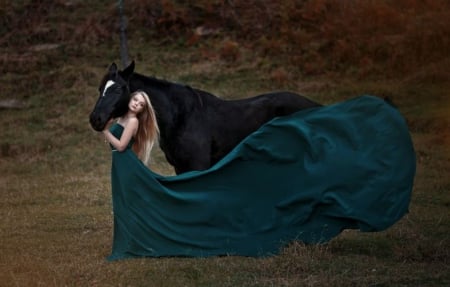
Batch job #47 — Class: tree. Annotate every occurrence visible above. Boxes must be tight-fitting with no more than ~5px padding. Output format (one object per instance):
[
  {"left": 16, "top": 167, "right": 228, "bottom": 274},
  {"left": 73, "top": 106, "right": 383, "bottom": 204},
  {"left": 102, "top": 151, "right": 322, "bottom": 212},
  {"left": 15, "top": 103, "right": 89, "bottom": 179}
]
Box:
[{"left": 118, "top": 0, "right": 130, "bottom": 68}]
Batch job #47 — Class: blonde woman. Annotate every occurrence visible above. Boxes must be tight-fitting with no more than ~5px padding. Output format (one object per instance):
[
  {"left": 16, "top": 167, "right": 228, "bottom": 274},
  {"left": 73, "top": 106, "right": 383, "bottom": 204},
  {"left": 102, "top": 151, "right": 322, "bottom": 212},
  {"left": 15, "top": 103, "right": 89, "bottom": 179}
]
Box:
[{"left": 103, "top": 90, "right": 159, "bottom": 166}]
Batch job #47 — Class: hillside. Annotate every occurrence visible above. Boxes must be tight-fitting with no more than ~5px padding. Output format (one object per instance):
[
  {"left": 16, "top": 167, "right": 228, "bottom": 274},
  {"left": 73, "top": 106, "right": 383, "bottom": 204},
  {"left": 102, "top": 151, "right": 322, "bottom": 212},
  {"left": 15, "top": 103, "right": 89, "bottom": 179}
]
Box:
[{"left": 2, "top": 0, "right": 449, "bottom": 78}]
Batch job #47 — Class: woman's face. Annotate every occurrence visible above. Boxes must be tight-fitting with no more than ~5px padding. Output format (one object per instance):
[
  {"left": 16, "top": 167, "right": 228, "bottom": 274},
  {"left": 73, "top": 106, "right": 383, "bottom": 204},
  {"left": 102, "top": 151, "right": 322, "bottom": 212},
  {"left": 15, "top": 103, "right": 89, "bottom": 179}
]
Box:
[{"left": 129, "top": 94, "right": 146, "bottom": 114}]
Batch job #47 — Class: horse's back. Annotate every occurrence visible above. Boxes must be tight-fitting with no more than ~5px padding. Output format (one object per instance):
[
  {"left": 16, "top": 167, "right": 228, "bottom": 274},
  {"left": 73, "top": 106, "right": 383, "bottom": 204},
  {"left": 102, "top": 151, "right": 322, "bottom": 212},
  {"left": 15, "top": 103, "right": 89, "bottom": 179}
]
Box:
[
  {"left": 203, "top": 91, "right": 321, "bottom": 167},
  {"left": 229, "top": 91, "right": 321, "bottom": 117},
  {"left": 263, "top": 91, "right": 321, "bottom": 107}
]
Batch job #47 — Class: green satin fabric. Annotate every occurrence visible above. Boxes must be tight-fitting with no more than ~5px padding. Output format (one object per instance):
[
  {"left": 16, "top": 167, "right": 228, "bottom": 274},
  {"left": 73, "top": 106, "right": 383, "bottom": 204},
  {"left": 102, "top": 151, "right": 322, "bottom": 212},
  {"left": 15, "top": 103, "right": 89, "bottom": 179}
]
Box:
[{"left": 107, "top": 95, "right": 416, "bottom": 261}]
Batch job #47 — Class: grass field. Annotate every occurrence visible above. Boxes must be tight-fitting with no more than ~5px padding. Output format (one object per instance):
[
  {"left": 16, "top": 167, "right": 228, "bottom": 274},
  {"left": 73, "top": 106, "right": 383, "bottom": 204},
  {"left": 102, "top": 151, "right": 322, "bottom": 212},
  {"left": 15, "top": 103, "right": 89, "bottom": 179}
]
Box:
[{"left": 1, "top": 1, "right": 449, "bottom": 286}]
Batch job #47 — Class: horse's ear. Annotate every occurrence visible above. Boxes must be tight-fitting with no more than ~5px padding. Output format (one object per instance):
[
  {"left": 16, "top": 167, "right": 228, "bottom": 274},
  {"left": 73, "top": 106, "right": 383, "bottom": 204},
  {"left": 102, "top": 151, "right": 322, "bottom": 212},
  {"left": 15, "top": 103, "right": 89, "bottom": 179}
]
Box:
[
  {"left": 122, "top": 60, "right": 135, "bottom": 79},
  {"left": 109, "top": 63, "right": 118, "bottom": 75}
]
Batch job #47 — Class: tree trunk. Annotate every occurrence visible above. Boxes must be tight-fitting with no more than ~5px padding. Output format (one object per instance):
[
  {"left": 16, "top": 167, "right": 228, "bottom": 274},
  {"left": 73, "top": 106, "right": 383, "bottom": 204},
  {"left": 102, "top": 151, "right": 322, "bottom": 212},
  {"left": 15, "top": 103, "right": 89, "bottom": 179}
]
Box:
[{"left": 118, "top": 0, "right": 130, "bottom": 68}]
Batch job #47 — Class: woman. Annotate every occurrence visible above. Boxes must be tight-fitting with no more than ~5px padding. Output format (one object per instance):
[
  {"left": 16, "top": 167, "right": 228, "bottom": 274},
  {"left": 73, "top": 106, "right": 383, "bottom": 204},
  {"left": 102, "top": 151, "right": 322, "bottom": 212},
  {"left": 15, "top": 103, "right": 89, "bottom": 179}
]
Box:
[
  {"left": 103, "top": 90, "right": 159, "bottom": 166},
  {"left": 98, "top": 95, "right": 415, "bottom": 261}
]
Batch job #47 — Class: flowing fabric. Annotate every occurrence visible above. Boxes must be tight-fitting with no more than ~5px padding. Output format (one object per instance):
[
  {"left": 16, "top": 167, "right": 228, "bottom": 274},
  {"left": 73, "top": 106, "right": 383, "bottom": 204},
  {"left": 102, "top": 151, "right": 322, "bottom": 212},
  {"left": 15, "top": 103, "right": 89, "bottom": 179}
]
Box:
[{"left": 106, "top": 95, "right": 416, "bottom": 261}]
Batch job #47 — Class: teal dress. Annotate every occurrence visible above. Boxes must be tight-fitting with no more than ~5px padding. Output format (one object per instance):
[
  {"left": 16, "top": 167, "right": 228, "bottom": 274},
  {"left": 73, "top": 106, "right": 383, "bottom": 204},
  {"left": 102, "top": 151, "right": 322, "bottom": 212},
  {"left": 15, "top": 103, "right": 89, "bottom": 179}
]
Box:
[{"left": 107, "top": 95, "right": 416, "bottom": 261}]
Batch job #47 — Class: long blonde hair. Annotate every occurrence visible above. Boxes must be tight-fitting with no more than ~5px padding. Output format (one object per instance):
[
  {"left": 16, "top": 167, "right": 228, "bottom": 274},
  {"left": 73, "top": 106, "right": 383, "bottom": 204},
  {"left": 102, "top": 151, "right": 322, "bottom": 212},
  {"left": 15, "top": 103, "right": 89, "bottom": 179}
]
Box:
[{"left": 130, "top": 91, "right": 159, "bottom": 166}]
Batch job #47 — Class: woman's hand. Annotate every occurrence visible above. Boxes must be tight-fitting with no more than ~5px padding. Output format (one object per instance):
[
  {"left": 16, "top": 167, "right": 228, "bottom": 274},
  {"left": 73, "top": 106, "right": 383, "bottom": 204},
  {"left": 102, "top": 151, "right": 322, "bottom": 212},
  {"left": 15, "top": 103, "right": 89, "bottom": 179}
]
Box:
[
  {"left": 101, "top": 118, "right": 115, "bottom": 145},
  {"left": 103, "top": 118, "right": 115, "bottom": 132}
]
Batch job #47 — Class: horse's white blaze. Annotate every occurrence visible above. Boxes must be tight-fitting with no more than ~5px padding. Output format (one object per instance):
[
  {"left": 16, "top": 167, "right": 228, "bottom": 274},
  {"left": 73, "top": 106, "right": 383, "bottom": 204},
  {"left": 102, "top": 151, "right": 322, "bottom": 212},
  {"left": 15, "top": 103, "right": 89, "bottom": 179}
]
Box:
[{"left": 102, "top": 80, "right": 116, "bottom": 97}]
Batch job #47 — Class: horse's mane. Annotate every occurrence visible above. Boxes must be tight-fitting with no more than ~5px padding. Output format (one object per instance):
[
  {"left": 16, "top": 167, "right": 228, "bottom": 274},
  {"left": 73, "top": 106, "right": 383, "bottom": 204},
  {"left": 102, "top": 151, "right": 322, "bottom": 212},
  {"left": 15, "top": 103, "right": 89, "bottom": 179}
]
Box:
[
  {"left": 133, "top": 72, "right": 172, "bottom": 91},
  {"left": 133, "top": 72, "right": 218, "bottom": 103}
]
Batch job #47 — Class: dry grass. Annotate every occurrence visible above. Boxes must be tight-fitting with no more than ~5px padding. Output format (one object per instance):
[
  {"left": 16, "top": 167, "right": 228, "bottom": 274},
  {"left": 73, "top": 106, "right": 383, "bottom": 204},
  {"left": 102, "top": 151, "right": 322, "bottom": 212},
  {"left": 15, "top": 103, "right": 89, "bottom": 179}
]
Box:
[{"left": 1, "top": 1, "right": 449, "bottom": 286}]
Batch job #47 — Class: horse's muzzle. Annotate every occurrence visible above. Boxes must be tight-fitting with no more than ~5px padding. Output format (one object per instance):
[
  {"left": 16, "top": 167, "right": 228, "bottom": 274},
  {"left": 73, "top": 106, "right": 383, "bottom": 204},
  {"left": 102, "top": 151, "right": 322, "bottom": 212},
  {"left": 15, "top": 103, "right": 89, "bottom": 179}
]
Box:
[{"left": 89, "top": 112, "right": 106, "bottom": 132}]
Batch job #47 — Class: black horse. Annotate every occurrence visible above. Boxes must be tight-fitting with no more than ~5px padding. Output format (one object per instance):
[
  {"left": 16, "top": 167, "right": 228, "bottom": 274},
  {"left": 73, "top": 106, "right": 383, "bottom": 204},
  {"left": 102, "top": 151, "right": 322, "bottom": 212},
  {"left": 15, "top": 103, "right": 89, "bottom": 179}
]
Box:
[{"left": 90, "top": 61, "right": 321, "bottom": 174}]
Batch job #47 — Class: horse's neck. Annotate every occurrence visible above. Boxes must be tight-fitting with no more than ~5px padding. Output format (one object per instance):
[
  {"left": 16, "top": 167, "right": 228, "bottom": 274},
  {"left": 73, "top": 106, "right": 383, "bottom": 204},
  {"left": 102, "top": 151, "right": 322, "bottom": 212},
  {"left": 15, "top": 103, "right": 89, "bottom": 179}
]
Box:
[
  {"left": 129, "top": 73, "right": 220, "bottom": 123},
  {"left": 129, "top": 73, "right": 167, "bottom": 111},
  {"left": 131, "top": 72, "right": 214, "bottom": 106}
]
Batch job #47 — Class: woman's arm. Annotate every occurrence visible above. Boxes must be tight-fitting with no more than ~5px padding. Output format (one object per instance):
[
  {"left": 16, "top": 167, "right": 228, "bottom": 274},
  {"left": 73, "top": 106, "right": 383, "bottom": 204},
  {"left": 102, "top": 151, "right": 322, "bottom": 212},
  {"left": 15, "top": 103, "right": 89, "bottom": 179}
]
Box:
[{"left": 103, "top": 118, "right": 138, "bottom": 151}]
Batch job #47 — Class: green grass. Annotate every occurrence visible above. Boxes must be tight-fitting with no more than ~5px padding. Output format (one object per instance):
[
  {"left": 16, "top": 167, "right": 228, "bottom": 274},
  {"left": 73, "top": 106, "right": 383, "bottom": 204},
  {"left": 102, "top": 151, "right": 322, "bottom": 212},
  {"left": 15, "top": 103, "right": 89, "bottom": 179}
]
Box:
[
  {"left": 1, "top": 50, "right": 449, "bottom": 286},
  {"left": 1, "top": 1, "right": 449, "bottom": 286}
]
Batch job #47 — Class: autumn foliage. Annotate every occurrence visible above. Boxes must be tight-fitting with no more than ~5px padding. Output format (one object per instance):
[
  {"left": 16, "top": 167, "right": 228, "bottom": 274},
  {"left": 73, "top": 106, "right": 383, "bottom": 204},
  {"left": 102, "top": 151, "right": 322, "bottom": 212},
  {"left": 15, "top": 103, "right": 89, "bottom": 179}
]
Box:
[{"left": 1, "top": 0, "right": 449, "bottom": 78}]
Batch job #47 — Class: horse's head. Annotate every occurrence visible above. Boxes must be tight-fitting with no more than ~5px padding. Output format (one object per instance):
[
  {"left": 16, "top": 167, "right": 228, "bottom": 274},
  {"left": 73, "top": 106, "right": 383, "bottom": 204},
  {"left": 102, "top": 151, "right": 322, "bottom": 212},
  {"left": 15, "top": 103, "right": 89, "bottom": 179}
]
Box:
[{"left": 89, "top": 61, "right": 135, "bottom": 131}]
